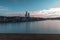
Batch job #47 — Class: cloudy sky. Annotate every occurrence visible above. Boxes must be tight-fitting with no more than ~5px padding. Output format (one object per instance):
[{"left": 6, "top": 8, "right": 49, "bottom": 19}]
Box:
[{"left": 0, "top": 0, "right": 60, "bottom": 17}]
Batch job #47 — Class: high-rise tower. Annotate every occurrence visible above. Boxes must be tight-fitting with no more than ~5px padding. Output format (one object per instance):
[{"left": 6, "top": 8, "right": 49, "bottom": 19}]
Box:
[{"left": 25, "top": 11, "right": 30, "bottom": 17}]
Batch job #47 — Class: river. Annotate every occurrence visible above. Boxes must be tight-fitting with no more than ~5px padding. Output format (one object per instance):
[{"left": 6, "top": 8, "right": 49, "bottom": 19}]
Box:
[{"left": 0, "top": 20, "right": 60, "bottom": 34}]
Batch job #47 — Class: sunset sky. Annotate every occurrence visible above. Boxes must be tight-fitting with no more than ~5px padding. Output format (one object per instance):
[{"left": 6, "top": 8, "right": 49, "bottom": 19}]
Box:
[{"left": 0, "top": 0, "right": 60, "bottom": 17}]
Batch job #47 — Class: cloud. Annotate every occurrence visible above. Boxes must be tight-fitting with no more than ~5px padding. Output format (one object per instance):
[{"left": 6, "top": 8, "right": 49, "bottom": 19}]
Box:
[
  {"left": 28, "top": 11, "right": 46, "bottom": 17},
  {"left": 27, "top": 7, "right": 60, "bottom": 18},
  {"left": 39, "top": 8, "right": 60, "bottom": 18},
  {"left": 2, "top": 12, "right": 25, "bottom": 17},
  {"left": 1, "top": 7, "right": 60, "bottom": 18},
  {"left": 0, "top": 6, "right": 8, "bottom": 10}
]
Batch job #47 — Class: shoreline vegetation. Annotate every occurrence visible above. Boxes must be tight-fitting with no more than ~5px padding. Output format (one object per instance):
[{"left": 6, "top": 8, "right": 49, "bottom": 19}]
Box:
[
  {"left": 0, "top": 16, "right": 60, "bottom": 23},
  {"left": 0, "top": 16, "right": 46, "bottom": 23},
  {"left": 0, "top": 11, "right": 58, "bottom": 23},
  {"left": 0, "top": 11, "right": 46, "bottom": 23}
]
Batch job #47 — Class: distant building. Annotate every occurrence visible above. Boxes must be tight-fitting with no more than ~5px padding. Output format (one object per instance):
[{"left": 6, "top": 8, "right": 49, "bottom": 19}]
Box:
[
  {"left": 25, "top": 11, "right": 27, "bottom": 17},
  {"left": 28, "top": 13, "right": 30, "bottom": 17},
  {"left": 25, "top": 11, "right": 30, "bottom": 17}
]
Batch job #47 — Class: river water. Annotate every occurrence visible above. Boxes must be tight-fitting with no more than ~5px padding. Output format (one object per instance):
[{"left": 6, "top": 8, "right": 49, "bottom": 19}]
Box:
[{"left": 0, "top": 20, "right": 60, "bottom": 34}]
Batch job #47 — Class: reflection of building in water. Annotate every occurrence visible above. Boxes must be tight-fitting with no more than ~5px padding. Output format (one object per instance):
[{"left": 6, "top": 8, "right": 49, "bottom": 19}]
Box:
[
  {"left": 25, "top": 11, "right": 30, "bottom": 17},
  {"left": 25, "top": 22, "right": 30, "bottom": 33}
]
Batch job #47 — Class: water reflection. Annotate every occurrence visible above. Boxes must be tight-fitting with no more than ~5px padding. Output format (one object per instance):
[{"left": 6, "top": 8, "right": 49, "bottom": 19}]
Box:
[
  {"left": 0, "top": 20, "right": 60, "bottom": 34},
  {"left": 25, "top": 22, "right": 30, "bottom": 33}
]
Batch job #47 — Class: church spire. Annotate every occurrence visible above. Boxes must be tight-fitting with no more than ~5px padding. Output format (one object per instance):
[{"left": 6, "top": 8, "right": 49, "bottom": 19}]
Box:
[
  {"left": 25, "top": 11, "right": 30, "bottom": 17},
  {"left": 25, "top": 11, "right": 28, "bottom": 17}
]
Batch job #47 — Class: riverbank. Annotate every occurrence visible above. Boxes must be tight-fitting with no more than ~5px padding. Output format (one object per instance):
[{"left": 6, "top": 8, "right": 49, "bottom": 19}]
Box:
[
  {"left": 0, "top": 34, "right": 60, "bottom": 40},
  {"left": 0, "top": 16, "right": 60, "bottom": 23},
  {"left": 0, "top": 16, "right": 46, "bottom": 23}
]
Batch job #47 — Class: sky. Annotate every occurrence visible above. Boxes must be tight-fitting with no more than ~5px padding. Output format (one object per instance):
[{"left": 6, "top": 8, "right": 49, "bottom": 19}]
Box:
[{"left": 0, "top": 0, "right": 60, "bottom": 17}]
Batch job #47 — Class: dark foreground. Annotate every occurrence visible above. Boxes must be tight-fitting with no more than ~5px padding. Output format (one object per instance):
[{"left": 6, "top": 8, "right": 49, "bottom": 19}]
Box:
[
  {"left": 0, "top": 16, "right": 46, "bottom": 23},
  {"left": 0, "top": 34, "right": 60, "bottom": 40},
  {"left": 1, "top": 16, "right": 60, "bottom": 23}
]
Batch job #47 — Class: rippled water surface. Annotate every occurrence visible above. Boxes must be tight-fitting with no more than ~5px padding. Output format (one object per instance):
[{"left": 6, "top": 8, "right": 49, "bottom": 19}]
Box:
[{"left": 0, "top": 20, "right": 60, "bottom": 34}]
